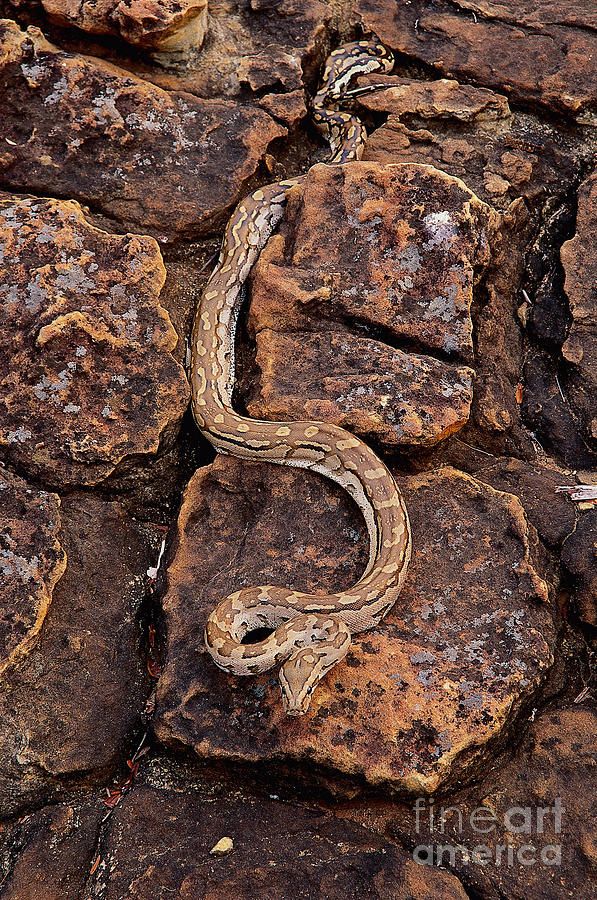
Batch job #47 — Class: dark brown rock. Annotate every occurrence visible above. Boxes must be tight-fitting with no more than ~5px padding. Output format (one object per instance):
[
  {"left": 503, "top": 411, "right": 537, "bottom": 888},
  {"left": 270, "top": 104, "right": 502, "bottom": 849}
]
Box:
[
  {"left": 0, "top": 466, "right": 65, "bottom": 675},
  {"left": 242, "top": 162, "right": 498, "bottom": 452},
  {"left": 83, "top": 758, "right": 469, "bottom": 899},
  {"left": 560, "top": 171, "right": 597, "bottom": 449},
  {"left": 468, "top": 457, "right": 577, "bottom": 549},
  {"left": 0, "top": 194, "right": 189, "bottom": 487},
  {"left": 523, "top": 348, "right": 597, "bottom": 469},
  {"left": 39, "top": 0, "right": 208, "bottom": 52},
  {"left": 155, "top": 457, "right": 555, "bottom": 793},
  {"left": 0, "top": 800, "right": 104, "bottom": 900},
  {"left": 0, "top": 494, "right": 152, "bottom": 817},
  {"left": 354, "top": 0, "right": 597, "bottom": 117},
  {"left": 561, "top": 510, "right": 597, "bottom": 625},
  {"left": 0, "top": 20, "right": 286, "bottom": 239},
  {"left": 387, "top": 705, "right": 597, "bottom": 900}
]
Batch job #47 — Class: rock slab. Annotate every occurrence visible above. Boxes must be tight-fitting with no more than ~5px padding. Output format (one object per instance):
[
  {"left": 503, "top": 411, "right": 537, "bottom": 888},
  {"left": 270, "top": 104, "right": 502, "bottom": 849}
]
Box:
[
  {"left": 244, "top": 162, "right": 498, "bottom": 452},
  {"left": 0, "top": 20, "right": 286, "bottom": 238},
  {"left": 0, "top": 194, "right": 189, "bottom": 487},
  {"left": 155, "top": 458, "right": 555, "bottom": 794},
  {"left": 0, "top": 466, "right": 65, "bottom": 675}
]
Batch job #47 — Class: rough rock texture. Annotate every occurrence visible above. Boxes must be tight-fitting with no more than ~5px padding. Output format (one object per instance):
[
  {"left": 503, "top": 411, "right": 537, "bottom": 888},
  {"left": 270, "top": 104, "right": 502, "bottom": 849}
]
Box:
[
  {"left": 460, "top": 457, "right": 577, "bottom": 549},
  {"left": 138, "top": 0, "right": 326, "bottom": 109},
  {"left": 354, "top": 0, "right": 597, "bottom": 117},
  {"left": 0, "top": 194, "right": 189, "bottom": 487},
  {"left": 0, "top": 494, "right": 152, "bottom": 817},
  {"left": 39, "top": 0, "right": 209, "bottom": 52},
  {"left": 358, "top": 74, "right": 594, "bottom": 210},
  {"left": 560, "top": 171, "right": 597, "bottom": 448},
  {"left": 0, "top": 2, "right": 594, "bottom": 896},
  {"left": 243, "top": 162, "right": 497, "bottom": 451},
  {"left": 80, "top": 759, "right": 468, "bottom": 900},
  {"left": 155, "top": 458, "right": 555, "bottom": 793},
  {"left": 0, "top": 800, "right": 105, "bottom": 900},
  {"left": 0, "top": 20, "right": 286, "bottom": 239},
  {"left": 0, "top": 466, "right": 65, "bottom": 674},
  {"left": 561, "top": 510, "right": 597, "bottom": 626},
  {"left": 383, "top": 705, "right": 597, "bottom": 900}
]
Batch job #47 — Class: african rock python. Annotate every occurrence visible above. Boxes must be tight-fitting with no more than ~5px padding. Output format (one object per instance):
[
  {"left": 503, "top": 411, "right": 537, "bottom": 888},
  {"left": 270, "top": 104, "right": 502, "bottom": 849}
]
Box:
[{"left": 192, "top": 40, "right": 411, "bottom": 715}]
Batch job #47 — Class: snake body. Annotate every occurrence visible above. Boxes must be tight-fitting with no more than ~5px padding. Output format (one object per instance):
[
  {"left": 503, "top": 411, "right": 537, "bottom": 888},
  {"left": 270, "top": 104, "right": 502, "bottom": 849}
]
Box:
[{"left": 192, "top": 40, "right": 411, "bottom": 715}]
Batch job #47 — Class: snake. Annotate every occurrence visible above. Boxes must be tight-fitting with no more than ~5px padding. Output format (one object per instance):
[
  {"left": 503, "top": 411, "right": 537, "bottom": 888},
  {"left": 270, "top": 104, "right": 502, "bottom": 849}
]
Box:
[{"left": 191, "top": 39, "right": 412, "bottom": 715}]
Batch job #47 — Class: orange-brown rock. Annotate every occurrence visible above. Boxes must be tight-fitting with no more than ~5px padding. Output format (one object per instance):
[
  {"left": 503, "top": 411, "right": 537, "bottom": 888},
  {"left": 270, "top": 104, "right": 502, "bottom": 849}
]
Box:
[
  {"left": 0, "top": 194, "right": 189, "bottom": 487},
  {"left": 37, "top": 0, "right": 208, "bottom": 51},
  {"left": 560, "top": 171, "right": 597, "bottom": 448},
  {"left": 354, "top": 0, "right": 597, "bottom": 117},
  {"left": 451, "top": 456, "right": 577, "bottom": 550},
  {"left": 242, "top": 162, "right": 498, "bottom": 452},
  {"left": 0, "top": 20, "right": 286, "bottom": 239},
  {"left": 358, "top": 74, "right": 591, "bottom": 210},
  {"left": 155, "top": 457, "right": 555, "bottom": 794},
  {"left": 0, "top": 466, "right": 65, "bottom": 676},
  {"left": 0, "top": 494, "right": 152, "bottom": 817},
  {"left": 249, "top": 331, "right": 474, "bottom": 450}
]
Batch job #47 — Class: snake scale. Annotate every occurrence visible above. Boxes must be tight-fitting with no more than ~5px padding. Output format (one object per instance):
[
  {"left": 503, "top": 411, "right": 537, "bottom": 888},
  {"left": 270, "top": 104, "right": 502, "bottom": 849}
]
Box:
[{"left": 191, "top": 40, "right": 412, "bottom": 715}]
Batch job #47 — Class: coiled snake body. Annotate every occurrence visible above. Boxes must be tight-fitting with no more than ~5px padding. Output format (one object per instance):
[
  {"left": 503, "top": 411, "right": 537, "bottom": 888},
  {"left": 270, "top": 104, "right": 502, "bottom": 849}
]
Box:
[{"left": 192, "top": 40, "right": 411, "bottom": 715}]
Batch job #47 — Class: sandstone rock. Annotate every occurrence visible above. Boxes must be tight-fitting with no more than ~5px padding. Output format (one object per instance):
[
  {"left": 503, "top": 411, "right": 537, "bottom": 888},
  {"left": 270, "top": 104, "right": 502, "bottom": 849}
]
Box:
[
  {"left": 561, "top": 510, "right": 597, "bottom": 626},
  {"left": 241, "top": 162, "right": 498, "bottom": 452},
  {"left": 560, "top": 171, "right": 597, "bottom": 449},
  {"left": 0, "top": 466, "right": 65, "bottom": 675},
  {"left": 0, "top": 194, "right": 189, "bottom": 487},
  {"left": 155, "top": 458, "right": 555, "bottom": 794},
  {"left": 81, "top": 758, "right": 469, "bottom": 899},
  {"left": 0, "top": 20, "right": 286, "bottom": 239},
  {"left": 38, "top": 0, "right": 208, "bottom": 52},
  {"left": 143, "top": 0, "right": 325, "bottom": 105},
  {"left": 358, "top": 74, "right": 592, "bottom": 210},
  {"left": 0, "top": 494, "right": 152, "bottom": 817},
  {"left": 386, "top": 705, "right": 597, "bottom": 900},
  {"left": 354, "top": 0, "right": 597, "bottom": 117}
]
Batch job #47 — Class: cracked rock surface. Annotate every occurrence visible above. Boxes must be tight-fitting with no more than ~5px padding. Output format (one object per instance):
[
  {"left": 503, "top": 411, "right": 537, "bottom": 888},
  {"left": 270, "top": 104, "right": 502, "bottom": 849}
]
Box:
[
  {"left": 0, "top": 193, "right": 189, "bottom": 486},
  {"left": 0, "top": 1, "right": 595, "bottom": 897}
]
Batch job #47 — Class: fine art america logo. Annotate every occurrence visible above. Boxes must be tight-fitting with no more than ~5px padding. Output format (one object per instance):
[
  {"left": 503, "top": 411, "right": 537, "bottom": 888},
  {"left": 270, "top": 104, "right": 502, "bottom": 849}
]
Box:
[{"left": 412, "top": 797, "right": 564, "bottom": 867}]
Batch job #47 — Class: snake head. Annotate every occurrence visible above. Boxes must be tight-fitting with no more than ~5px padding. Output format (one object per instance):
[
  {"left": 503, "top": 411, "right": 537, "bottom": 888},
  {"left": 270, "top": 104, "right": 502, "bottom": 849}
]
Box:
[
  {"left": 278, "top": 625, "right": 352, "bottom": 716},
  {"left": 279, "top": 651, "right": 318, "bottom": 716}
]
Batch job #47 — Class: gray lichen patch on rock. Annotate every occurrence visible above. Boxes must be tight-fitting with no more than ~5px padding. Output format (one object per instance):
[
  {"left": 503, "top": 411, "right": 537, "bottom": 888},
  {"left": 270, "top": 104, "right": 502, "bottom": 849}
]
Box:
[
  {"left": 0, "top": 194, "right": 189, "bottom": 487},
  {"left": 0, "top": 467, "right": 65, "bottom": 676}
]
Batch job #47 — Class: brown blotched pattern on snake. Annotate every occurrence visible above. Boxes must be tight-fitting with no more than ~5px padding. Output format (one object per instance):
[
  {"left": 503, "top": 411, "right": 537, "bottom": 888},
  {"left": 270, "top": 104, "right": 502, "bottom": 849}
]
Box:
[{"left": 192, "top": 41, "right": 411, "bottom": 715}]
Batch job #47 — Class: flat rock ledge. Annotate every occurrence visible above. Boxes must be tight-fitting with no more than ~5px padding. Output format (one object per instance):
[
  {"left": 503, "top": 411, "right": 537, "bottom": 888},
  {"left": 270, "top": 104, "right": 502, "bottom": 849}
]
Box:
[
  {"left": 0, "top": 466, "right": 65, "bottom": 675},
  {"left": 0, "top": 20, "right": 286, "bottom": 239},
  {"left": 0, "top": 194, "right": 189, "bottom": 487},
  {"left": 243, "top": 162, "right": 500, "bottom": 452},
  {"left": 155, "top": 458, "right": 555, "bottom": 794}
]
